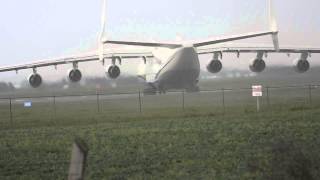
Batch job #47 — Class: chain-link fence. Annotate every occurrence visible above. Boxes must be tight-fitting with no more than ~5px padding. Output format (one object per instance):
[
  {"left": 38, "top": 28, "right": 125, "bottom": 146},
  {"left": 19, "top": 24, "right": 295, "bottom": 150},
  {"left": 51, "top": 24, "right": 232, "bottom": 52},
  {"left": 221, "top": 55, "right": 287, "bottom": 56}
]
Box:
[
  {"left": 1, "top": 84, "right": 320, "bottom": 179},
  {"left": 0, "top": 84, "right": 319, "bottom": 126}
]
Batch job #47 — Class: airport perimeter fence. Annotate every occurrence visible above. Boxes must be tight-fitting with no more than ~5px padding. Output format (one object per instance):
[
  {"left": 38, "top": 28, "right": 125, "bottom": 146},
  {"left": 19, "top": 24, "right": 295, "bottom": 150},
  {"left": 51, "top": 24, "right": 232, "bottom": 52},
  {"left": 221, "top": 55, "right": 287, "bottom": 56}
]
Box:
[
  {"left": 0, "top": 84, "right": 319, "bottom": 125},
  {"left": 1, "top": 84, "right": 320, "bottom": 179}
]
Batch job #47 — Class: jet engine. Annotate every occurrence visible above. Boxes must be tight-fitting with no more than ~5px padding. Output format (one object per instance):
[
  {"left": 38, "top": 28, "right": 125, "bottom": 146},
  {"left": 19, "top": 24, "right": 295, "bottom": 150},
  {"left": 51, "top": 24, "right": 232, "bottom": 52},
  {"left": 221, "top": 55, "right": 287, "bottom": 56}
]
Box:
[
  {"left": 106, "top": 65, "right": 121, "bottom": 79},
  {"left": 29, "top": 73, "right": 42, "bottom": 88},
  {"left": 68, "top": 69, "right": 82, "bottom": 82},
  {"left": 207, "top": 52, "right": 223, "bottom": 73},
  {"left": 249, "top": 59, "right": 266, "bottom": 73},
  {"left": 294, "top": 59, "right": 310, "bottom": 73},
  {"left": 207, "top": 60, "right": 223, "bottom": 73}
]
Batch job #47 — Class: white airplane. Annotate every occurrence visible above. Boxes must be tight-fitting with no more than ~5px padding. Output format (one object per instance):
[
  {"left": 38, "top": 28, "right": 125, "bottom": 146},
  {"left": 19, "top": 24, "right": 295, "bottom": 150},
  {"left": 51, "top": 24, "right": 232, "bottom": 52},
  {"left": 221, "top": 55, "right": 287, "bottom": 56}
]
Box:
[{"left": 1, "top": 0, "right": 320, "bottom": 94}]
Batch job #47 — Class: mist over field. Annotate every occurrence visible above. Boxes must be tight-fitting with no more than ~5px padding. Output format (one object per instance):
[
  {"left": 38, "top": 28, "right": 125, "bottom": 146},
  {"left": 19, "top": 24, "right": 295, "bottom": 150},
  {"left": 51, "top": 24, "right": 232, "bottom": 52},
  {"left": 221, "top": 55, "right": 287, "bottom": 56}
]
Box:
[
  {"left": 1, "top": 0, "right": 320, "bottom": 84},
  {"left": 1, "top": 66, "right": 319, "bottom": 98},
  {"left": 1, "top": 1, "right": 320, "bottom": 179}
]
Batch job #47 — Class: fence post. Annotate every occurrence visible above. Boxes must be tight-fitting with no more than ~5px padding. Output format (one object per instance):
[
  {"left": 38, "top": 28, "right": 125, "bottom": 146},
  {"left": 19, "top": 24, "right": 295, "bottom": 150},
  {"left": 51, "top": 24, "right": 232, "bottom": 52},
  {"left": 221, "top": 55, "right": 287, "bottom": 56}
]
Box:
[
  {"left": 182, "top": 91, "right": 185, "bottom": 111},
  {"left": 266, "top": 86, "right": 270, "bottom": 107},
  {"left": 256, "top": 96, "right": 260, "bottom": 112},
  {"left": 9, "top": 98, "right": 13, "bottom": 124},
  {"left": 53, "top": 96, "right": 56, "bottom": 118},
  {"left": 138, "top": 91, "right": 142, "bottom": 113},
  {"left": 96, "top": 93, "right": 100, "bottom": 113},
  {"left": 68, "top": 138, "right": 89, "bottom": 180},
  {"left": 308, "top": 85, "right": 312, "bottom": 105},
  {"left": 222, "top": 88, "right": 225, "bottom": 114}
]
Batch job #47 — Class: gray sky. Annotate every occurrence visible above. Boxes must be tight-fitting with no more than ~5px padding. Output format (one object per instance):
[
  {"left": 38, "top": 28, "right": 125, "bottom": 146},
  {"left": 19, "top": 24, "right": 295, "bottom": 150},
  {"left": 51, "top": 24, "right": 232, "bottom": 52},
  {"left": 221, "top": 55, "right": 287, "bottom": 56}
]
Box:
[{"left": 1, "top": 0, "right": 320, "bottom": 83}]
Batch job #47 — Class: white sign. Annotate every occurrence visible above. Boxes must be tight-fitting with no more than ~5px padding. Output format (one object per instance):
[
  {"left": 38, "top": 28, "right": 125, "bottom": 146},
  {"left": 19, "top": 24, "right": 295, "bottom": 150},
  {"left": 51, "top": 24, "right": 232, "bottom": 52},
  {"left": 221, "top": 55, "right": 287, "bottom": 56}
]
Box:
[
  {"left": 24, "top": 101, "right": 32, "bottom": 107},
  {"left": 252, "top": 85, "right": 263, "bottom": 97}
]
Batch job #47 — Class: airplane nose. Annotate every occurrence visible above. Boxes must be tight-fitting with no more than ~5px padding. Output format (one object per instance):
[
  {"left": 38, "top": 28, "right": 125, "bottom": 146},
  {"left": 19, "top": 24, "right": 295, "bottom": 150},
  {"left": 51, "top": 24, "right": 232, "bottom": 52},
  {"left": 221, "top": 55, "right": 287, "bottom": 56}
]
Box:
[
  {"left": 173, "top": 47, "right": 199, "bottom": 69},
  {"left": 155, "top": 46, "right": 201, "bottom": 91}
]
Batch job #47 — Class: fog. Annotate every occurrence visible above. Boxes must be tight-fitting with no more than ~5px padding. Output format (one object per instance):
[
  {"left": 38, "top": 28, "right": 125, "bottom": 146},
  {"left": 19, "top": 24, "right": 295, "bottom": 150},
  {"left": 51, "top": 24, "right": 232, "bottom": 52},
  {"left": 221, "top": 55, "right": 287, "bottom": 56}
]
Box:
[{"left": 0, "top": 0, "right": 320, "bottom": 83}]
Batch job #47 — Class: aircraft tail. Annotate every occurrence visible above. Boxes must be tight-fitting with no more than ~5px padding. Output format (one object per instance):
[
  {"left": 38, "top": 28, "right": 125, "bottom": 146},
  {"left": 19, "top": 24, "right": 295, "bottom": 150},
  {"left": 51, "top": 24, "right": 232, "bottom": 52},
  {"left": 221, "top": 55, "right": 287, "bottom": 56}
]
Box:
[
  {"left": 99, "top": 0, "right": 280, "bottom": 50},
  {"left": 99, "top": 0, "right": 107, "bottom": 62},
  {"left": 268, "top": 0, "right": 279, "bottom": 51}
]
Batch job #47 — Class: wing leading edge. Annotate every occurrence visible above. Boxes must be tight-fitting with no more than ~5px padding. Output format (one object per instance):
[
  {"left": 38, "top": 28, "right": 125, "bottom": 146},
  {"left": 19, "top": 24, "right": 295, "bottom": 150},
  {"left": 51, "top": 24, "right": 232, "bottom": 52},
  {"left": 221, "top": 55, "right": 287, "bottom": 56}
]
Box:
[
  {"left": 0, "top": 51, "right": 154, "bottom": 73},
  {"left": 197, "top": 46, "right": 320, "bottom": 55},
  {"left": 193, "top": 31, "right": 278, "bottom": 48}
]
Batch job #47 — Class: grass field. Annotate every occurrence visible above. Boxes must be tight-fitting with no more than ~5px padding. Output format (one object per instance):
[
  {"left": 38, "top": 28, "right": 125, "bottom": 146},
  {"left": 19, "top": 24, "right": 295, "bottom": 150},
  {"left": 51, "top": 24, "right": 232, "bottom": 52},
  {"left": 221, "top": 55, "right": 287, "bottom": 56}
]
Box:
[{"left": 1, "top": 86, "right": 320, "bottom": 179}]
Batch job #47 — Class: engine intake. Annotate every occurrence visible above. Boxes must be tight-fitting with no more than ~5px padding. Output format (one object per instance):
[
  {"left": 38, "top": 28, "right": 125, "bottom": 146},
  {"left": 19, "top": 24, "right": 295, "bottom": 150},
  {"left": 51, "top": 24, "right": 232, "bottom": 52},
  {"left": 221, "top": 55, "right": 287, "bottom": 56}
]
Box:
[
  {"left": 294, "top": 59, "right": 310, "bottom": 73},
  {"left": 68, "top": 69, "right": 82, "bottom": 82},
  {"left": 207, "top": 60, "right": 223, "bottom": 73},
  {"left": 250, "top": 59, "right": 266, "bottom": 73},
  {"left": 107, "top": 65, "right": 121, "bottom": 79},
  {"left": 29, "top": 73, "right": 42, "bottom": 88}
]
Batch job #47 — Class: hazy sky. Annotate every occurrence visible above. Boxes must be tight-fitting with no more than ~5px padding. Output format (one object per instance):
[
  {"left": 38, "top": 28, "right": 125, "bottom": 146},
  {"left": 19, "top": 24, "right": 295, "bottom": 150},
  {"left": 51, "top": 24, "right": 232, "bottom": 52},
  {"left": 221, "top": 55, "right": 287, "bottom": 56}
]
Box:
[{"left": 1, "top": 0, "right": 320, "bottom": 82}]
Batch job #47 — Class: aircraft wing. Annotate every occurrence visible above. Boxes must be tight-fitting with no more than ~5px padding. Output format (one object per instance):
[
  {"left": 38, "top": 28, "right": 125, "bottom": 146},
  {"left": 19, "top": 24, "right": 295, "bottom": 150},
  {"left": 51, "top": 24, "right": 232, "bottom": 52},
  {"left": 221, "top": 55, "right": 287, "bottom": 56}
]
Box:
[
  {"left": 197, "top": 46, "right": 320, "bottom": 56},
  {"left": 0, "top": 51, "right": 154, "bottom": 73},
  {"left": 104, "top": 40, "right": 182, "bottom": 49},
  {"left": 193, "top": 31, "right": 278, "bottom": 48}
]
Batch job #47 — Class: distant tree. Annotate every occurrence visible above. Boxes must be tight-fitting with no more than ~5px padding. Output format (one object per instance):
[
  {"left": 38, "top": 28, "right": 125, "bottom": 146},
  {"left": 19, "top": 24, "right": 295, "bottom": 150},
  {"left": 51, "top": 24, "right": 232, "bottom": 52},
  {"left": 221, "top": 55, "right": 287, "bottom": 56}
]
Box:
[
  {"left": 0, "top": 82, "right": 15, "bottom": 92},
  {"left": 0, "top": 82, "right": 7, "bottom": 91},
  {"left": 8, "top": 82, "right": 15, "bottom": 91}
]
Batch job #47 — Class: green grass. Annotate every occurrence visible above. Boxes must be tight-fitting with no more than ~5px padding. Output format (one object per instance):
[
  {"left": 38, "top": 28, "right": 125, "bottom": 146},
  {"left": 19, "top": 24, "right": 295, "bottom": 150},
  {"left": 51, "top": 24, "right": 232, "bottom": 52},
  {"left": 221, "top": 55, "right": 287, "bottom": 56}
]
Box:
[{"left": 1, "top": 90, "right": 320, "bottom": 179}]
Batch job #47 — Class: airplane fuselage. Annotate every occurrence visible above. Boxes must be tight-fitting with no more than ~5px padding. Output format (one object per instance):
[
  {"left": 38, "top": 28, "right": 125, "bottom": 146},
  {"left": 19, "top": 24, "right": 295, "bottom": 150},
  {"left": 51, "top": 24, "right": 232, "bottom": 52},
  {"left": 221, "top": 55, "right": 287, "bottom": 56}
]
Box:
[{"left": 152, "top": 46, "right": 200, "bottom": 93}]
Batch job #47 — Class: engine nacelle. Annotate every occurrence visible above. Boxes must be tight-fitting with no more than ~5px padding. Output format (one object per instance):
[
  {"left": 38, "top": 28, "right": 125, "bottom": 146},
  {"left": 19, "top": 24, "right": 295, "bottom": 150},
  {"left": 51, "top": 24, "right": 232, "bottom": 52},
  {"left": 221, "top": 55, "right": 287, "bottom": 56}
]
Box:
[
  {"left": 249, "top": 59, "right": 266, "bottom": 73},
  {"left": 106, "top": 65, "right": 121, "bottom": 79},
  {"left": 28, "top": 73, "right": 42, "bottom": 88},
  {"left": 207, "top": 60, "right": 223, "bottom": 73},
  {"left": 68, "top": 69, "right": 82, "bottom": 82},
  {"left": 294, "top": 59, "right": 310, "bottom": 73}
]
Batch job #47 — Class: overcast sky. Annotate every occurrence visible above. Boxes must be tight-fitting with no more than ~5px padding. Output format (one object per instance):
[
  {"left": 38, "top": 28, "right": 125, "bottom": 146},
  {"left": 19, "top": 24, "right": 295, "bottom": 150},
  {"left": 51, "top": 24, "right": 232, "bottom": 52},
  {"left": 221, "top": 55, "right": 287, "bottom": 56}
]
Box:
[{"left": 0, "top": 0, "right": 320, "bottom": 82}]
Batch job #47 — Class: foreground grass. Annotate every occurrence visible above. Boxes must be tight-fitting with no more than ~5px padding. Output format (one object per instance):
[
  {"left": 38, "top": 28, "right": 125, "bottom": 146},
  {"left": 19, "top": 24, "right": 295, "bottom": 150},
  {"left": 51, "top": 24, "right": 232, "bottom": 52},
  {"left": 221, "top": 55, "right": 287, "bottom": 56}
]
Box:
[{"left": 0, "top": 102, "right": 320, "bottom": 179}]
